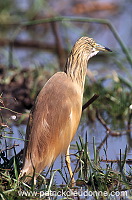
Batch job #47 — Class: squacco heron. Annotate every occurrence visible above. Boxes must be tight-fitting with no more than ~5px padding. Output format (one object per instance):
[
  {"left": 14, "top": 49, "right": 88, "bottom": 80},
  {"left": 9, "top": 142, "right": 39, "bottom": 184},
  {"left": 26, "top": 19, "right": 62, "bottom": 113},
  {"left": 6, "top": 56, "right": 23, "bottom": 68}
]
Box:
[{"left": 20, "top": 36, "right": 111, "bottom": 184}]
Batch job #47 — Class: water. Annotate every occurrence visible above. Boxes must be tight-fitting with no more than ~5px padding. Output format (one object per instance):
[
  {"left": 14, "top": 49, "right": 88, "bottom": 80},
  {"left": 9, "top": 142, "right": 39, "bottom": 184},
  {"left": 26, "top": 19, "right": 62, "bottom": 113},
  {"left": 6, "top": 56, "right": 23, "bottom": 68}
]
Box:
[
  {"left": 1, "top": 1, "right": 132, "bottom": 73},
  {"left": 2, "top": 120, "right": 131, "bottom": 161},
  {"left": 1, "top": 115, "right": 131, "bottom": 185}
]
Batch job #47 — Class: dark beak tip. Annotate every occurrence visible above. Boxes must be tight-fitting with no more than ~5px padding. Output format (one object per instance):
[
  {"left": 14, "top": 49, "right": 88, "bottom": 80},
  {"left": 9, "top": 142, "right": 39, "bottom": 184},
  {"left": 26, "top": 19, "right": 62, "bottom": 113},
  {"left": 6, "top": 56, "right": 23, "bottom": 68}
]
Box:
[{"left": 105, "top": 47, "right": 112, "bottom": 52}]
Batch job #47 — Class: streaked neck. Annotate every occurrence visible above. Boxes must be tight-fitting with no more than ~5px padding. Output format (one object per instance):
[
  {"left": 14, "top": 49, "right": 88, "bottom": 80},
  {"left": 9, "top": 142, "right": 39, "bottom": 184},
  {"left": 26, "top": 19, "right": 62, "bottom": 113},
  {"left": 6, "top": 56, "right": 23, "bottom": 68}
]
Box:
[{"left": 64, "top": 51, "right": 89, "bottom": 92}]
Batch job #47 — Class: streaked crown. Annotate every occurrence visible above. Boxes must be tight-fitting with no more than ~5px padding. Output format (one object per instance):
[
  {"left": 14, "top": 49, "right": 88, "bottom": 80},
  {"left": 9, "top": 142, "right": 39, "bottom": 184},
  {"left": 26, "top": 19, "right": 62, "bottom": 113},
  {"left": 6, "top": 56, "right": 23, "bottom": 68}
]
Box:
[{"left": 72, "top": 36, "right": 112, "bottom": 59}]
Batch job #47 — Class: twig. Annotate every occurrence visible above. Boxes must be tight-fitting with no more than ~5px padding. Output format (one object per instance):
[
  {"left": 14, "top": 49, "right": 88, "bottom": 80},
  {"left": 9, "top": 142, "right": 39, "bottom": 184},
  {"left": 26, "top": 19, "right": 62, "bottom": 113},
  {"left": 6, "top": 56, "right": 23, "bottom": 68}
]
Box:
[
  {"left": 0, "top": 106, "right": 22, "bottom": 115},
  {"left": 96, "top": 110, "right": 125, "bottom": 136},
  {"left": 96, "top": 110, "right": 125, "bottom": 151},
  {"left": 100, "top": 159, "right": 132, "bottom": 164},
  {"left": 18, "top": 16, "right": 132, "bottom": 67},
  {"left": 2, "top": 16, "right": 131, "bottom": 67},
  {"left": 0, "top": 38, "right": 58, "bottom": 51},
  {"left": 97, "top": 133, "right": 109, "bottom": 151},
  {"left": 0, "top": 144, "right": 19, "bottom": 153},
  {"left": 51, "top": 22, "right": 66, "bottom": 70},
  {"left": 82, "top": 94, "right": 99, "bottom": 111},
  {"left": 96, "top": 110, "right": 110, "bottom": 133}
]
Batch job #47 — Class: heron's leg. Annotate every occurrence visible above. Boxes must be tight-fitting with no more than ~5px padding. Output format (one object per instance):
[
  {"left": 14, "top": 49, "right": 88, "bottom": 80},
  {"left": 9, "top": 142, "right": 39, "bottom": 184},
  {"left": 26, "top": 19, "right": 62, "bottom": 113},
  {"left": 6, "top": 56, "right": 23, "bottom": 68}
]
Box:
[{"left": 65, "top": 146, "right": 75, "bottom": 187}]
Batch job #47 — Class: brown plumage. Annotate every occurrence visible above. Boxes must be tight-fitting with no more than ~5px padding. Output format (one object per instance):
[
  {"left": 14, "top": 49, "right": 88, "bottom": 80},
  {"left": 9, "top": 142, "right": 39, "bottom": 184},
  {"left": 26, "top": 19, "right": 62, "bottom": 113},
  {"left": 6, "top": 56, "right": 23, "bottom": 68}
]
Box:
[{"left": 20, "top": 36, "right": 111, "bottom": 183}]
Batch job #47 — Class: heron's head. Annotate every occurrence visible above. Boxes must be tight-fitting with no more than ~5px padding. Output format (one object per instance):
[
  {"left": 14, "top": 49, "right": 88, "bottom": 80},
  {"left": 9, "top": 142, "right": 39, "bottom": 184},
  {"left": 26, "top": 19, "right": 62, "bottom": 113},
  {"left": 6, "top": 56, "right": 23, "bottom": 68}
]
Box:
[{"left": 72, "top": 36, "right": 112, "bottom": 59}]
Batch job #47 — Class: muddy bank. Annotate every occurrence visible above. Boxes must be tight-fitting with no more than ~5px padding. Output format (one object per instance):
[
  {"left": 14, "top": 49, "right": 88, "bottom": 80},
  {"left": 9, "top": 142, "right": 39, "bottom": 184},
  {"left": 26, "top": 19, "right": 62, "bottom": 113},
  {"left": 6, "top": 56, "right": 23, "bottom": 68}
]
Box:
[{"left": 0, "top": 65, "right": 51, "bottom": 116}]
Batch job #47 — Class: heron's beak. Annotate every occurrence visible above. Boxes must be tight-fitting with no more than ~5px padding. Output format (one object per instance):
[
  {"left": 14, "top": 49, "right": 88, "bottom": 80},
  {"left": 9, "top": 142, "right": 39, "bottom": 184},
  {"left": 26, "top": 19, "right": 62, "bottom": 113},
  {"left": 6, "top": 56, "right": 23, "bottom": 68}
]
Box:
[{"left": 95, "top": 44, "right": 112, "bottom": 52}]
